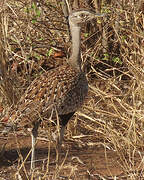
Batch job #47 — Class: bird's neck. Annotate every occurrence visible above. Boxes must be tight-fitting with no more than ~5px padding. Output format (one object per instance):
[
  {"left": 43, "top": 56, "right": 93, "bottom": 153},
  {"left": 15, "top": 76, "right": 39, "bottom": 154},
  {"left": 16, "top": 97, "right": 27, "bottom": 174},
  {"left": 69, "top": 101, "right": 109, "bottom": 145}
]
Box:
[{"left": 69, "top": 23, "right": 81, "bottom": 71}]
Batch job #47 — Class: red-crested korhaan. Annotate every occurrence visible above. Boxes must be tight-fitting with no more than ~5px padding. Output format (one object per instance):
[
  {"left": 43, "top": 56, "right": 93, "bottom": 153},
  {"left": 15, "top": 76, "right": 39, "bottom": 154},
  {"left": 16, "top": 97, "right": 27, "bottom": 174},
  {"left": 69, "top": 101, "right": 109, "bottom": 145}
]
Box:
[{"left": 1, "top": 9, "right": 104, "bottom": 171}]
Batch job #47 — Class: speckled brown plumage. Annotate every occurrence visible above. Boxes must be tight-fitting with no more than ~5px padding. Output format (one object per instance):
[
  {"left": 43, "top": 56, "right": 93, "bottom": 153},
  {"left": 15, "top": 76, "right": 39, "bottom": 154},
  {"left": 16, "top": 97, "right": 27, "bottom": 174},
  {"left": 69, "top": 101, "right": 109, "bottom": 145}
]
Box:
[{"left": 3, "top": 64, "right": 88, "bottom": 129}]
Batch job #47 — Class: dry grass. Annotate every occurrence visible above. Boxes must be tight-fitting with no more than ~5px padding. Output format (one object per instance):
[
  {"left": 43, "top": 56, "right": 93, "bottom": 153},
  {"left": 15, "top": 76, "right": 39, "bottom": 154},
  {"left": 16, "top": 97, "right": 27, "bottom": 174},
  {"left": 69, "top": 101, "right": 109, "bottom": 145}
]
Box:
[{"left": 0, "top": 0, "right": 144, "bottom": 179}]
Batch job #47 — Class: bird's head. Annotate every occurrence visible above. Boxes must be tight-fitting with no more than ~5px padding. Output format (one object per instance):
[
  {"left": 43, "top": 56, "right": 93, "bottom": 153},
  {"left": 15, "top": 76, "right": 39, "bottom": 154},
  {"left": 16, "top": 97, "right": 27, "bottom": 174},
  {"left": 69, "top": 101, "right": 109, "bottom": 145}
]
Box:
[{"left": 69, "top": 9, "right": 105, "bottom": 26}]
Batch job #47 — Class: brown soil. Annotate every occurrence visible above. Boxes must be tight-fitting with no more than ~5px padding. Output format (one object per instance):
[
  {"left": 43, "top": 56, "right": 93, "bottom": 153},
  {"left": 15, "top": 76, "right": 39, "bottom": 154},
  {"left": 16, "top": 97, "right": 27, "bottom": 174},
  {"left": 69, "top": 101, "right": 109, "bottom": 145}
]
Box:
[{"left": 0, "top": 133, "right": 140, "bottom": 180}]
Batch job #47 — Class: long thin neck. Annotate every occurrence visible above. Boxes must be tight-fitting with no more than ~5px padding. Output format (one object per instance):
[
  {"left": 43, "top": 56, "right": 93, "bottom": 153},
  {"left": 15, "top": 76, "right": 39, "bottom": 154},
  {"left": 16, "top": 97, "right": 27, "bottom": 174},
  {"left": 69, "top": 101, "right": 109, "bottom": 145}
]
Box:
[{"left": 69, "top": 22, "right": 81, "bottom": 71}]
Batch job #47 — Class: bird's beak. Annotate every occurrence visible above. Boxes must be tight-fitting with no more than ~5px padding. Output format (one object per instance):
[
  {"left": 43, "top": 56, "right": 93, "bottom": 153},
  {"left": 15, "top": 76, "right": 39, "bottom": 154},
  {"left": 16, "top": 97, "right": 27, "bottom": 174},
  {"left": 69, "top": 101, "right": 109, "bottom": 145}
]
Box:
[
  {"left": 88, "top": 13, "right": 105, "bottom": 21},
  {"left": 94, "top": 13, "right": 106, "bottom": 18}
]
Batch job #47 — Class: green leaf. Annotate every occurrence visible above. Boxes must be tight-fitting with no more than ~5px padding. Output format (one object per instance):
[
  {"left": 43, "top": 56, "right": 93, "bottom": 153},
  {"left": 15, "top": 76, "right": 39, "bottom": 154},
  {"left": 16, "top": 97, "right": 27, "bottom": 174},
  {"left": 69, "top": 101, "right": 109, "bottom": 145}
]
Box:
[
  {"left": 112, "top": 57, "right": 123, "bottom": 65},
  {"left": 32, "top": 19, "right": 37, "bottom": 23},
  {"left": 84, "top": 33, "right": 89, "bottom": 38},
  {"left": 102, "top": 53, "right": 109, "bottom": 61},
  {"left": 31, "top": 2, "right": 36, "bottom": 9},
  {"left": 46, "top": 48, "right": 53, "bottom": 57},
  {"left": 36, "top": 9, "right": 41, "bottom": 17},
  {"left": 24, "top": 7, "right": 30, "bottom": 13}
]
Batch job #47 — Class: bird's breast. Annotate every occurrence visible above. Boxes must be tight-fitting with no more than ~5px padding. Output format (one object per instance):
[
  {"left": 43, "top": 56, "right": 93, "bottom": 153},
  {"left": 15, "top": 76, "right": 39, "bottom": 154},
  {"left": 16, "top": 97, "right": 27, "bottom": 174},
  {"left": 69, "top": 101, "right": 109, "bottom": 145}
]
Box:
[{"left": 1, "top": 65, "right": 88, "bottom": 128}]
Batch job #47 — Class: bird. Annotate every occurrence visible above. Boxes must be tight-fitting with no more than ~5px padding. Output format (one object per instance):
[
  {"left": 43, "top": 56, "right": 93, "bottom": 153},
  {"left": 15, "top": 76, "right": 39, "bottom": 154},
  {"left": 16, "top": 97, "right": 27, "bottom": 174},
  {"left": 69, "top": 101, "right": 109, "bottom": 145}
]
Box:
[{"left": 1, "top": 9, "right": 104, "bottom": 171}]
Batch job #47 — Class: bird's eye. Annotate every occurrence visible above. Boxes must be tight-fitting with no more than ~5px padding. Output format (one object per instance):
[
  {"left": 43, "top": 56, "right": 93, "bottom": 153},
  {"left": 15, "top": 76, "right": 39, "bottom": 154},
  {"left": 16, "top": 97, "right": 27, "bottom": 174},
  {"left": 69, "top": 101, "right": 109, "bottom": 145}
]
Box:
[{"left": 80, "top": 13, "right": 85, "bottom": 18}]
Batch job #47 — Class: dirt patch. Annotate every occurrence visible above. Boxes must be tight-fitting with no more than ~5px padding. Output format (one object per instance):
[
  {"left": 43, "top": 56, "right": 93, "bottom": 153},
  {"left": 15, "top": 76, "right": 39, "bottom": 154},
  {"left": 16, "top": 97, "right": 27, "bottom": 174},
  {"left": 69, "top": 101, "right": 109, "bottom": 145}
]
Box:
[{"left": 0, "top": 134, "right": 139, "bottom": 179}]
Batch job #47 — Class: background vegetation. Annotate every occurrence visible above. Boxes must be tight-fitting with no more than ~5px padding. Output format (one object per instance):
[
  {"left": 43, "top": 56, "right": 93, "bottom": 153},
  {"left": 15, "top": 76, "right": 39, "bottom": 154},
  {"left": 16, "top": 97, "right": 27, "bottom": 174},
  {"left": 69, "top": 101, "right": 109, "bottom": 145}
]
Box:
[{"left": 0, "top": 0, "right": 143, "bottom": 179}]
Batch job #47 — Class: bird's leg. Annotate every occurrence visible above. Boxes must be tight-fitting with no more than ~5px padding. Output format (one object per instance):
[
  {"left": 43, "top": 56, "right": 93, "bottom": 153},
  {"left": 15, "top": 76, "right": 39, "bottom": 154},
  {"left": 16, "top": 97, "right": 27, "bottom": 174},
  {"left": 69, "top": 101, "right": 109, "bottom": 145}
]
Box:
[
  {"left": 31, "top": 121, "right": 40, "bottom": 172},
  {"left": 55, "top": 125, "right": 66, "bottom": 164},
  {"left": 55, "top": 113, "right": 75, "bottom": 163},
  {"left": 31, "top": 132, "right": 37, "bottom": 171},
  {"left": 58, "top": 112, "right": 75, "bottom": 146},
  {"left": 57, "top": 125, "right": 65, "bottom": 146}
]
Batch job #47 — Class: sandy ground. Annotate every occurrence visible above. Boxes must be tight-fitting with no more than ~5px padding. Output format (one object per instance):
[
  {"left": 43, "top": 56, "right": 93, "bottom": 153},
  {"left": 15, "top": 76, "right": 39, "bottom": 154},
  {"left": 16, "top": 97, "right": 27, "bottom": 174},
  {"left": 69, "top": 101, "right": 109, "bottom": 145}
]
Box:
[{"left": 0, "top": 133, "right": 127, "bottom": 179}]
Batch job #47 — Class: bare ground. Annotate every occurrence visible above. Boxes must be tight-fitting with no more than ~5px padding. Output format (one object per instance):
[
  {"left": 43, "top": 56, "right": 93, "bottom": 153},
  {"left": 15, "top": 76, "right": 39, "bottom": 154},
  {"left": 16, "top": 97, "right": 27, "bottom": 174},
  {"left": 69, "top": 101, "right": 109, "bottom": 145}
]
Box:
[
  {"left": 0, "top": 131, "right": 143, "bottom": 179},
  {"left": 0, "top": 134, "right": 128, "bottom": 179}
]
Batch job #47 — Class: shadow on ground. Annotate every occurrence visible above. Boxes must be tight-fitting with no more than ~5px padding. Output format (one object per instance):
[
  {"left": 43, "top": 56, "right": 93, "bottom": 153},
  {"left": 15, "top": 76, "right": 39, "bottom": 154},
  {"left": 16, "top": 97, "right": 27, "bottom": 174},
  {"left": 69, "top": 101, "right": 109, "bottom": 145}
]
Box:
[{"left": 0, "top": 134, "right": 136, "bottom": 179}]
